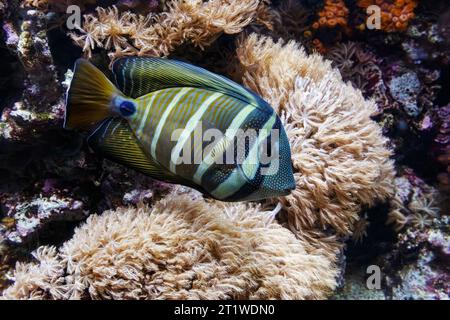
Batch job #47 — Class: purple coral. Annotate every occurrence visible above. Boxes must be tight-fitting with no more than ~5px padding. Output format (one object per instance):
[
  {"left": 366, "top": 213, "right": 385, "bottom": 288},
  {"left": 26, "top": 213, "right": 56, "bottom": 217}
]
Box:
[
  {"left": 1, "top": 193, "right": 86, "bottom": 244},
  {"left": 434, "top": 104, "right": 450, "bottom": 188},
  {"left": 391, "top": 219, "right": 450, "bottom": 300}
]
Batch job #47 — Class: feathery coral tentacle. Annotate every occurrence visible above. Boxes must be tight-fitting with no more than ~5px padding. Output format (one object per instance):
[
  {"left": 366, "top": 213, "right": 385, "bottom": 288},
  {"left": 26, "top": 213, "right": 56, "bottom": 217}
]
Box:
[
  {"left": 70, "top": 0, "right": 263, "bottom": 61},
  {"left": 234, "top": 34, "right": 395, "bottom": 244},
  {"left": 1, "top": 194, "right": 338, "bottom": 300}
]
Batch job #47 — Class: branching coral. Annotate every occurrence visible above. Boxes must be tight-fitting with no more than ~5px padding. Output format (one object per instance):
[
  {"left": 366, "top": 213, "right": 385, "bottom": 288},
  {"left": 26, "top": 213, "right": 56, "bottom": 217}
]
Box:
[
  {"left": 71, "top": 0, "right": 263, "bottom": 60},
  {"left": 2, "top": 193, "right": 338, "bottom": 300},
  {"left": 235, "top": 34, "right": 395, "bottom": 247},
  {"left": 357, "top": 0, "right": 419, "bottom": 32}
]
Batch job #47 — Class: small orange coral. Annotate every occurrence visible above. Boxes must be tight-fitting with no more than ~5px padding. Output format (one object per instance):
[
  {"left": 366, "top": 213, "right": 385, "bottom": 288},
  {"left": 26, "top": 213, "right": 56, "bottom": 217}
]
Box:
[
  {"left": 312, "top": 38, "right": 327, "bottom": 54},
  {"left": 314, "top": 0, "right": 349, "bottom": 30},
  {"left": 23, "top": 0, "right": 49, "bottom": 10},
  {"left": 357, "top": 0, "right": 418, "bottom": 32}
]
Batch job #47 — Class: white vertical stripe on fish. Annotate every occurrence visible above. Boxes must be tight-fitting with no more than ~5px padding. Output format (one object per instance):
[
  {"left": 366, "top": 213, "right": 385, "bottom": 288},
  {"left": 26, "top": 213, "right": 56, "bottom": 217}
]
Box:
[
  {"left": 129, "top": 60, "right": 135, "bottom": 96},
  {"left": 192, "top": 104, "right": 254, "bottom": 185},
  {"left": 170, "top": 92, "right": 222, "bottom": 173},
  {"left": 210, "top": 113, "right": 276, "bottom": 200},
  {"left": 137, "top": 95, "right": 156, "bottom": 135},
  {"left": 150, "top": 88, "right": 191, "bottom": 160},
  {"left": 122, "top": 60, "right": 128, "bottom": 94},
  {"left": 137, "top": 59, "right": 143, "bottom": 96}
]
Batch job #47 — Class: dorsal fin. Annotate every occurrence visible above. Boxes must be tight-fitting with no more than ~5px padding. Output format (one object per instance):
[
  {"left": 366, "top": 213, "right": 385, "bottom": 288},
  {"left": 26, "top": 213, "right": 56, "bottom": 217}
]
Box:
[
  {"left": 112, "top": 57, "right": 272, "bottom": 114},
  {"left": 87, "top": 118, "right": 203, "bottom": 191}
]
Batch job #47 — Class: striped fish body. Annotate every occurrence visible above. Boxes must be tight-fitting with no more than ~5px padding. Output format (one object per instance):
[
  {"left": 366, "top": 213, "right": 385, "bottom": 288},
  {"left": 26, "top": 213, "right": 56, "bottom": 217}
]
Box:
[
  {"left": 128, "top": 87, "right": 284, "bottom": 201},
  {"left": 130, "top": 87, "right": 246, "bottom": 181},
  {"left": 64, "top": 57, "right": 295, "bottom": 202}
]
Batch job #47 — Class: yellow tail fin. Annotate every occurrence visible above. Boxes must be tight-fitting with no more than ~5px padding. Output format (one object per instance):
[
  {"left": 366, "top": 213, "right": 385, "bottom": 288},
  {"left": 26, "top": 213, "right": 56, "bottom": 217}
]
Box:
[{"left": 64, "top": 59, "right": 122, "bottom": 130}]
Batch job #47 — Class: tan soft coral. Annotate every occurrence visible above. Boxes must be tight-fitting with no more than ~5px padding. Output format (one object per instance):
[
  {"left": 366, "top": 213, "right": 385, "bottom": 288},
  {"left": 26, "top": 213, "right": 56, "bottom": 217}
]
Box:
[
  {"left": 71, "top": 0, "right": 262, "bottom": 60},
  {"left": 235, "top": 34, "right": 395, "bottom": 247},
  {"left": 2, "top": 193, "right": 338, "bottom": 300},
  {"left": 357, "top": 0, "right": 418, "bottom": 32},
  {"left": 1, "top": 247, "right": 66, "bottom": 300}
]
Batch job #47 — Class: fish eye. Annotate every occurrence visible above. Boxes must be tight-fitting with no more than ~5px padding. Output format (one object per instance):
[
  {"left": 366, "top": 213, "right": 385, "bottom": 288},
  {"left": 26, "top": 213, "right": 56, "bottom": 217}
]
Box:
[{"left": 119, "top": 101, "right": 136, "bottom": 117}]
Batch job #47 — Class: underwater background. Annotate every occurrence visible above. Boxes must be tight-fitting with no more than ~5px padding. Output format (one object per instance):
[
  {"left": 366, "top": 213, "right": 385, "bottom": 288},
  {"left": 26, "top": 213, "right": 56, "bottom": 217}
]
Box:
[{"left": 0, "top": 0, "right": 448, "bottom": 299}]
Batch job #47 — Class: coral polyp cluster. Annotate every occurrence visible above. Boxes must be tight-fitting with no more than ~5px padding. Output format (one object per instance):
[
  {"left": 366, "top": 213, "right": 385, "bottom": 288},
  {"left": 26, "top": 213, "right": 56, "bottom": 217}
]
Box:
[
  {"left": 1, "top": 193, "right": 337, "bottom": 300},
  {"left": 71, "top": 0, "right": 263, "bottom": 60},
  {"left": 357, "top": 0, "right": 419, "bottom": 32},
  {"left": 387, "top": 168, "right": 439, "bottom": 232},
  {"left": 313, "top": 0, "right": 349, "bottom": 31},
  {"left": 235, "top": 34, "right": 395, "bottom": 244}
]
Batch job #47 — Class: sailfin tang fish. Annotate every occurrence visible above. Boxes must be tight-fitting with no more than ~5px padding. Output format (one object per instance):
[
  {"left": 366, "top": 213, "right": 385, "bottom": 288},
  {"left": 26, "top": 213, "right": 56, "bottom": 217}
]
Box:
[{"left": 65, "top": 57, "right": 295, "bottom": 202}]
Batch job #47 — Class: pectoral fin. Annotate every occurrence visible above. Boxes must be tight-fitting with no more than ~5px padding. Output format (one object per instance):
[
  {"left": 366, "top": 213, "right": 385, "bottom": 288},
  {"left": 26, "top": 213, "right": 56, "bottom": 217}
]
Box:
[{"left": 87, "top": 118, "right": 192, "bottom": 186}]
